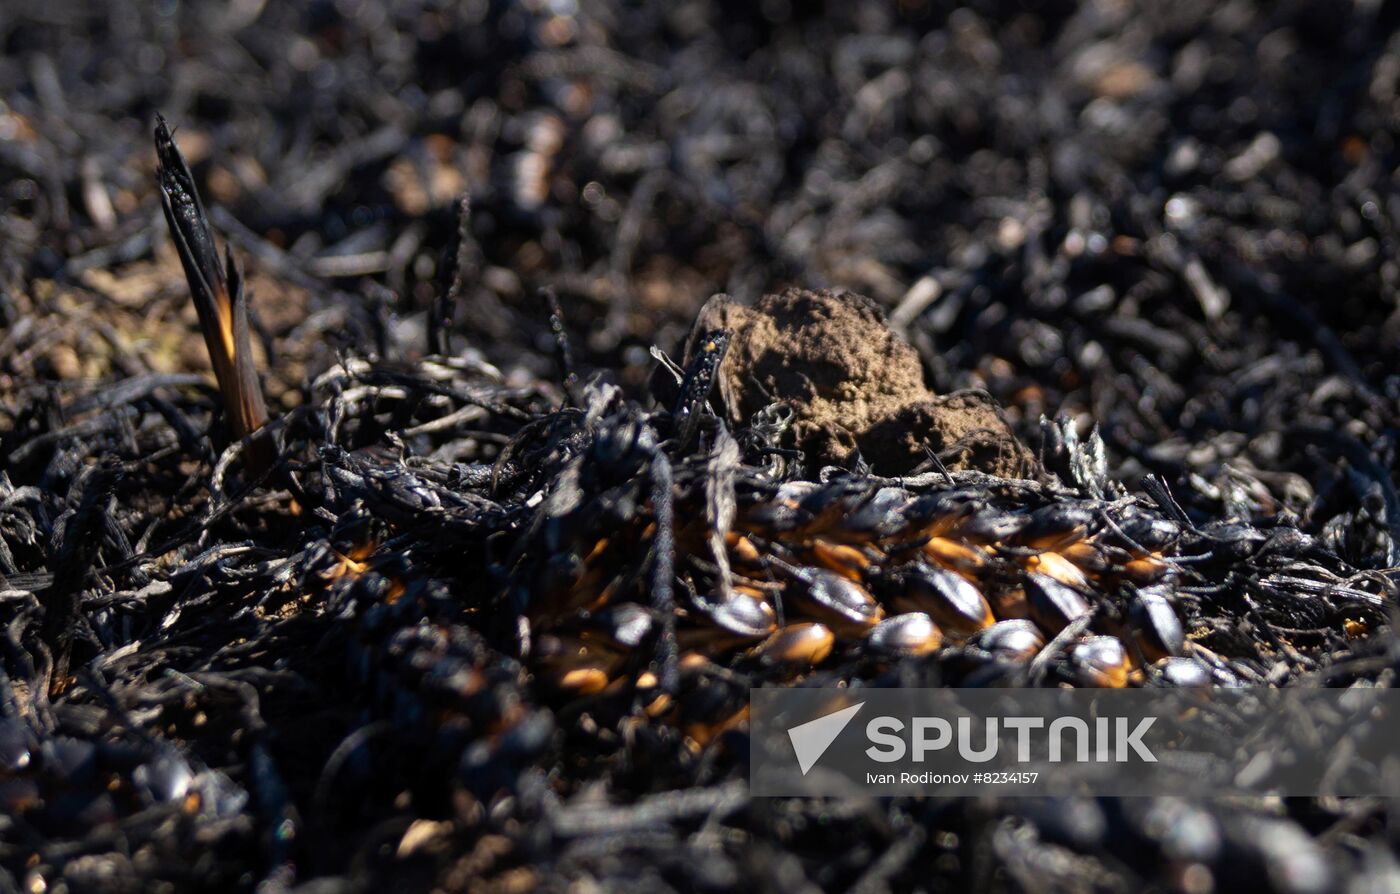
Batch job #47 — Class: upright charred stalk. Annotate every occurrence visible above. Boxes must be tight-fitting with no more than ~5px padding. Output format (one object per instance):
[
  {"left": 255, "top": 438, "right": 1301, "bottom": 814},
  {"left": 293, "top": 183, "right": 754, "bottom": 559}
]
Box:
[{"left": 154, "top": 114, "right": 272, "bottom": 475}]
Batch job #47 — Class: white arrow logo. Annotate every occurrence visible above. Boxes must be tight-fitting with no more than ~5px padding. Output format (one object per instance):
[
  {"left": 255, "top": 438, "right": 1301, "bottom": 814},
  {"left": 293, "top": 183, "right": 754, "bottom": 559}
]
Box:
[{"left": 788, "top": 702, "right": 864, "bottom": 775}]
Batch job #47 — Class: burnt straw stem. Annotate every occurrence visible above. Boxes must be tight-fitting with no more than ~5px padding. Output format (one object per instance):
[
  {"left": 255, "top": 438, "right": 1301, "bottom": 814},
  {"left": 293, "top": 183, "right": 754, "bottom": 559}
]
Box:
[
  {"left": 40, "top": 459, "right": 120, "bottom": 694},
  {"left": 153, "top": 113, "right": 274, "bottom": 477}
]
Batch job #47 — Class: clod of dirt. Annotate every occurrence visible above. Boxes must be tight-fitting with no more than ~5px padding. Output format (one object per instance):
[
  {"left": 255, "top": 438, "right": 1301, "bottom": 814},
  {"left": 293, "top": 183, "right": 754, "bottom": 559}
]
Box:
[{"left": 686, "top": 288, "right": 1036, "bottom": 477}]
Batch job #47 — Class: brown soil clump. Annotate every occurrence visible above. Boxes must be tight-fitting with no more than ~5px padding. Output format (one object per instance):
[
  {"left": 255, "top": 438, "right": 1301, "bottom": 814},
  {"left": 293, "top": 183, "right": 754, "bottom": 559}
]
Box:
[{"left": 687, "top": 288, "right": 1036, "bottom": 477}]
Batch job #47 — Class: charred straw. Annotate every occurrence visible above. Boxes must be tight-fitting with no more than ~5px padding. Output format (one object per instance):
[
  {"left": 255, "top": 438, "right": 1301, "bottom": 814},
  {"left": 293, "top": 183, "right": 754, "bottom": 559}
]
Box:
[
  {"left": 154, "top": 114, "right": 273, "bottom": 477},
  {"left": 5, "top": 4, "right": 1400, "bottom": 890}
]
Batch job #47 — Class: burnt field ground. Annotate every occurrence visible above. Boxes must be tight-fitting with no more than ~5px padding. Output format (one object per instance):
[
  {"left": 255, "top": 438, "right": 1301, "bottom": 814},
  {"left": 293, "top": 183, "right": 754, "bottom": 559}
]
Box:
[{"left": 3, "top": 0, "right": 1400, "bottom": 891}]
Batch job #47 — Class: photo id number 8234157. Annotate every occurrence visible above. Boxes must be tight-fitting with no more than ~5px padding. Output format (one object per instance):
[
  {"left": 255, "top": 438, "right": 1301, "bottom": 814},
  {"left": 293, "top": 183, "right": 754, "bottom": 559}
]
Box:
[{"left": 972, "top": 772, "right": 1039, "bottom": 785}]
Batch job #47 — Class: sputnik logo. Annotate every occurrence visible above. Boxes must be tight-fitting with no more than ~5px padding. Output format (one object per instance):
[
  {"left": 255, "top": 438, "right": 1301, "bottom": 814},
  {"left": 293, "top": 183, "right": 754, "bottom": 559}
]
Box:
[{"left": 787, "top": 702, "right": 864, "bottom": 775}]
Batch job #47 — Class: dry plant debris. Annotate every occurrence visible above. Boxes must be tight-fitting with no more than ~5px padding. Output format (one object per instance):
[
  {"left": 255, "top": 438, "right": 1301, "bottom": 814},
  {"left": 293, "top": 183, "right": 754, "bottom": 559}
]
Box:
[{"left": 0, "top": 1, "right": 1398, "bottom": 893}]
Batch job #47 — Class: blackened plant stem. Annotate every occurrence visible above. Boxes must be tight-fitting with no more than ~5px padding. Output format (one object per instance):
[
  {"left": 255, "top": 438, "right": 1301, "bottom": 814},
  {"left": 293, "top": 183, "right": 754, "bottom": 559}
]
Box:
[{"left": 154, "top": 114, "right": 274, "bottom": 478}]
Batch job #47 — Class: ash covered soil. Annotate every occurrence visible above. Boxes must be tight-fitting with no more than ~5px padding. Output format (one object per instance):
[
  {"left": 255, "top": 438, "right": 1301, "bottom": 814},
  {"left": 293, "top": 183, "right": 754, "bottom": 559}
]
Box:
[{"left": 2, "top": 1, "right": 1400, "bottom": 892}]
